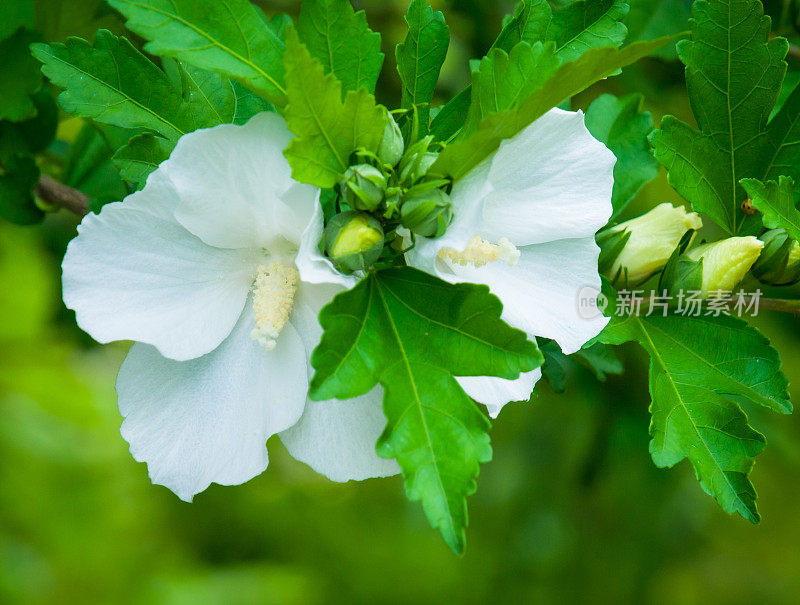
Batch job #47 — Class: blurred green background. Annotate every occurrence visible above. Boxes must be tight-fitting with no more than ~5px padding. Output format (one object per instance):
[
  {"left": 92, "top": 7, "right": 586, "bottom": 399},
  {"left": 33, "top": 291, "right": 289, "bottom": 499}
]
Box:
[{"left": 3, "top": 1, "right": 800, "bottom": 603}]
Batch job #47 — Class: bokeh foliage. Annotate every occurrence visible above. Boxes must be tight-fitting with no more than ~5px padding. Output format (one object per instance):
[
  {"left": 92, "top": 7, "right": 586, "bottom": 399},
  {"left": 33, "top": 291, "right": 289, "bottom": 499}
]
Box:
[{"left": 3, "top": 0, "right": 800, "bottom": 603}]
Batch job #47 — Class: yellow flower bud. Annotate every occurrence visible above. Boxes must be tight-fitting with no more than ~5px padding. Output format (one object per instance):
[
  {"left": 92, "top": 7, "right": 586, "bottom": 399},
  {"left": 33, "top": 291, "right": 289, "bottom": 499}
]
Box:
[
  {"left": 601, "top": 203, "right": 703, "bottom": 287},
  {"left": 325, "top": 212, "right": 384, "bottom": 272},
  {"left": 686, "top": 236, "right": 764, "bottom": 295}
]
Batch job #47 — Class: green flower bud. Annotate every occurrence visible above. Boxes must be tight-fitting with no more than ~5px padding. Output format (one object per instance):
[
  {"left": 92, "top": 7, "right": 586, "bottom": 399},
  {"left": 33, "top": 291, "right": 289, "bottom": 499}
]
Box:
[
  {"left": 378, "top": 112, "right": 404, "bottom": 167},
  {"left": 752, "top": 229, "right": 800, "bottom": 286},
  {"left": 598, "top": 203, "right": 703, "bottom": 287},
  {"left": 686, "top": 236, "right": 764, "bottom": 295},
  {"left": 401, "top": 188, "right": 453, "bottom": 238},
  {"left": 340, "top": 164, "right": 387, "bottom": 212},
  {"left": 400, "top": 151, "right": 438, "bottom": 184},
  {"left": 325, "top": 212, "right": 384, "bottom": 272}
]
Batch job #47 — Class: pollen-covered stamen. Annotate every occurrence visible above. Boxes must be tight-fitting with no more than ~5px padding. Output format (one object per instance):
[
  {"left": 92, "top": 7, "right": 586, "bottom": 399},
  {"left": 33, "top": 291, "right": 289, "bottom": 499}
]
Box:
[
  {"left": 251, "top": 261, "right": 300, "bottom": 350},
  {"left": 439, "top": 236, "right": 521, "bottom": 268}
]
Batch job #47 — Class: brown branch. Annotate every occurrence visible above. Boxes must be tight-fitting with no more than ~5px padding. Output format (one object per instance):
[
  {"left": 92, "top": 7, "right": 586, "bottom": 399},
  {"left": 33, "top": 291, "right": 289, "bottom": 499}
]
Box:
[
  {"left": 788, "top": 42, "right": 800, "bottom": 62},
  {"left": 35, "top": 174, "right": 89, "bottom": 217}
]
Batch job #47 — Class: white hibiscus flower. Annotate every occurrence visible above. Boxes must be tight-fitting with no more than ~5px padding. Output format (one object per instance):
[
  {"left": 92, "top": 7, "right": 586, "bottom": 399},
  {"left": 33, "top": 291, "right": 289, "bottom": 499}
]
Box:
[
  {"left": 62, "top": 112, "right": 399, "bottom": 501},
  {"left": 407, "top": 108, "right": 616, "bottom": 416}
]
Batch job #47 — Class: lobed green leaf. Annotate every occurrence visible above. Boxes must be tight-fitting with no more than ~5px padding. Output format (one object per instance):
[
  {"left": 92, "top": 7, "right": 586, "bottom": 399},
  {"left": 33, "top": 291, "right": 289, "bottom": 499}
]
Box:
[
  {"left": 601, "top": 312, "right": 792, "bottom": 523},
  {"left": 108, "top": 0, "right": 287, "bottom": 105},
  {"left": 283, "top": 28, "right": 386, "bottom": 189},
  {"left": 396, "top": 0, "right": 450, "bottom": 135},
  {"left": 309, "top": 267, "right": 542, "bottom": 554},
  {"left": 298, "top": 0, "right": 383, "bottom": 95}
]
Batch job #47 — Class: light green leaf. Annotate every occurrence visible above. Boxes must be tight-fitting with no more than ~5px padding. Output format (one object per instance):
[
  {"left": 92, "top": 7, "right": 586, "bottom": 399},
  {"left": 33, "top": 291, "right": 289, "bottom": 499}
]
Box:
[
  {"left": 396, "top": 0, "right": 450, "bottom": 135},
  {"left": 742, "top": 176, "right": 800, "bottom": 241},
  {"left": 108, "top": 0, "right": 287, "bottom": 105},
  {"left": 33, "top": 30, "right": 217, "bottom": 140},
  {"left": 309, "top": 267, "right": 542, "bottom": 554},
  {"left": 432, "top": 36, "right": 671, "bottom": 182},
  {"left": 113, "top": 133, "right": 174, "bottom": 190},
  {"left": 0, "top": 28, "right": 42, "bottom": 122},
  {"left": 298, "top": 0, "right": 383, "bottom": 95},
  {"left": 651, "top": 0, "right": 788, "bottom": 236},
  {"left": 283, "top": 28, "right": 386, "bottom": 189},
  {"left": 585, "top": 93, "right": 658, "bottom": 217},
  {"left": 601, "top": 312, "right": 791, "bottom": 523}
]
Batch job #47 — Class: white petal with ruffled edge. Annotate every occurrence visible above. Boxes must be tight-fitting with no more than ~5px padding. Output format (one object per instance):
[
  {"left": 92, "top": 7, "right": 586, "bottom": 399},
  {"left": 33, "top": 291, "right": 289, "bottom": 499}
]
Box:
[
  {"left": 280, "top": 282, "right": 400, "bottom": 480},
  {"left": 62, "top": 172, "right": 260, "bottom": 362},
  {"left": 117, "top": 304, "right": 308, "bottom": 501},
  {"left": 456, "top": 368, "right": 542, "bottom": 418},
  {"left": 168, "top": 112, "right": 318, "bottom": 251},
  {"left": 480, "top": 108, "right": 615, "bottom": 246},
  {"left": 446, "top": 237, "right": 609, "bottom": 355},
  {"left": 280, "top": 389, "right": 400, "bottom": 481}
]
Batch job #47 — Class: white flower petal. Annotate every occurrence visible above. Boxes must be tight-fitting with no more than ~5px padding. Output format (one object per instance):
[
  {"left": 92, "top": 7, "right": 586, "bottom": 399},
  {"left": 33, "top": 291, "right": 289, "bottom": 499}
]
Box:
[
  {"left": 117, "top": 304, "right": 308, "bottom": 501},
  {"left": 480, "top": 108, "right": 614, "bottom": 246},
  {"left": 445, "top": 237, "right": 609, "bottom": 355},
  {"left": 63, "top": 171, "right": 259, "bottom": 361},
  {"left": 168, "top": 112, "right": 318, "bottom": 250},
  {"left": 283, "top": 282, "right": 398, "bottom": 480},
  {"left": 280, "top": 388, "right": 400, "bottom": 481},
  {"left": 296, "top": 200, "right": 360, "bottom": 289},
  {"left": 456, "top": 368, "right": 542, "bottom": 418}
]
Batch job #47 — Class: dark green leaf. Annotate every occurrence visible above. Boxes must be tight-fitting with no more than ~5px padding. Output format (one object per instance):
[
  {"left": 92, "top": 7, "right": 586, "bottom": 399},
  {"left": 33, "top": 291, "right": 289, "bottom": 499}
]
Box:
[
  {"left": 0, "top": 0, "right": 35, "bottom": 42},
  {"left": 113, "top": 133, "right": 174, "bottom": 189},
  {"left": 432, "top": 36, "right": 671, "bottom": 182},
  {"left": 429, "top": 87, "right": 470, "bottom": 142},
  {"left": 462, "top": 41, "right": 561, "bottom": 137},
  {"left": 601, "top": 312, "right": 792, "bottom": 523},
  {"left": 182, "top": 64, "right": 273, "bottom": 126},
  {"left": 108, "top": 0, "right": 287, "bottom": 105},
  {"left": 33, "top": 30, "right": 219, "bottom": 140},
  {"left": 742, "top": 176, "right": 800, "bottom": 241},
  {"left": 625, "top": 0, "right": 691, "bottom": 60},
  {"left": 310, "top": 267, "right": 542, "bottom": 554},
  {"left": 0, "top": 28, "right": 42, "bottom": 122},
  {"left": 585, "top": 93, "right": 658, "bottom": 217},
  {"left": 651, "top": 0, "right": 788, "bottom": 235},
  {"left": 283, "top": 28, "right": 386, "bottom": 189},
  {"left": 62, "top": 123, "right": 128, "bottom": 211},
  {"left": 396, "top": 0, "right": 450, "bottom": 135},
  {"left": 548, "top": 0, "right": 629, "bottom": 62},
  {"left": 0, "top": 154, "right": 42, "bottom": 225},
  {"left": 298, "top": 0, "right": 383, "bottom": 95},
  {"left": 765, "top": 79, "right": 800, "bottom": 186}
]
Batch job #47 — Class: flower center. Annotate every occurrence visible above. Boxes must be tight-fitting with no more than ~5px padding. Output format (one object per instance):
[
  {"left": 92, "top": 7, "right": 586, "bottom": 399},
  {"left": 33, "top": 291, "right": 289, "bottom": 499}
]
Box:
[
  {"left": 250, "top": 261, "right": 300, "bottom": 350},
  {"left": 438, "top": 236, "right": 520, "bottom": 268}
]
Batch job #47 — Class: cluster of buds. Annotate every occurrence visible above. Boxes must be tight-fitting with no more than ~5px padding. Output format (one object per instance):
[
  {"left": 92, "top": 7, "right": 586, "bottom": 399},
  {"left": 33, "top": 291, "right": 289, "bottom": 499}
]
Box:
[
  {"left": 325, "top": 112, "right": 455, "bottom": 272},
  {"left": 598, "top": 203, "right": 773, "bottom": 298}
]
